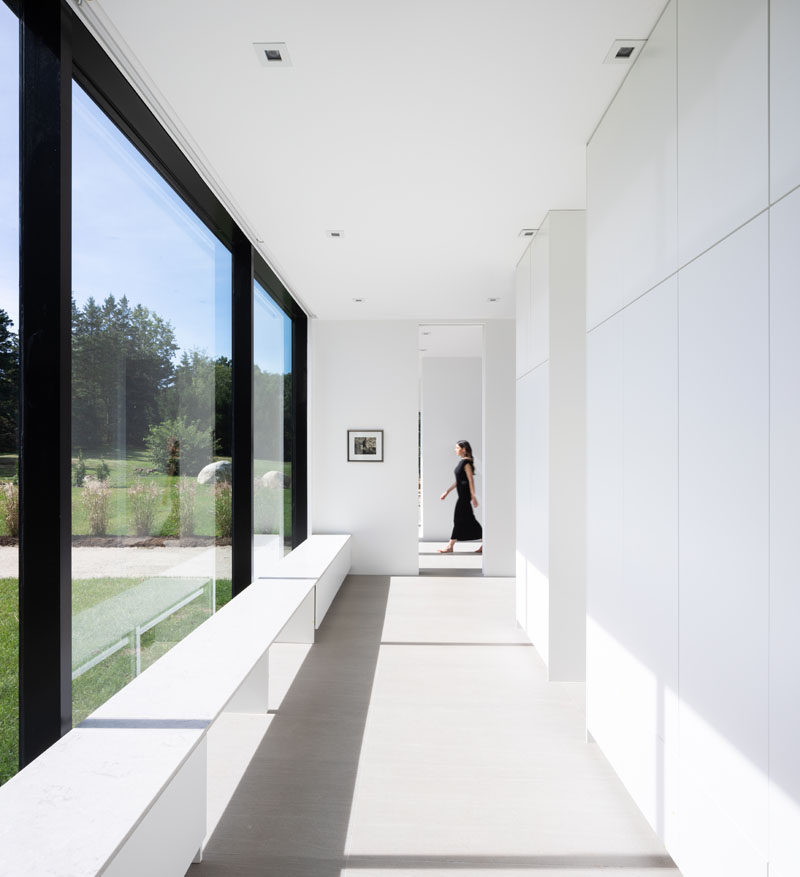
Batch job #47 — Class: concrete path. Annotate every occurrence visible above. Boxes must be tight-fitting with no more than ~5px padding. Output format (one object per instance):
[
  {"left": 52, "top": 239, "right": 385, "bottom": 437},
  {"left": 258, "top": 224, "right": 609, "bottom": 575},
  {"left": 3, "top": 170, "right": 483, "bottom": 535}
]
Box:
[{"left": 0, "top": 546, "right": 232, "bottom": 580}]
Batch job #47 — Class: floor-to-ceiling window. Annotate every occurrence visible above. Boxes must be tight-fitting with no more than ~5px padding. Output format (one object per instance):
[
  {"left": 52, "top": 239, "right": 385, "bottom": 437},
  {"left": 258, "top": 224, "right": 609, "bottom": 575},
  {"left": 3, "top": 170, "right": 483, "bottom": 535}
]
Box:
[
  {"left": 70, "top": 81, "right": 233, "bottom": 724},
  {"left": 253, "top": 280, "right": 292, "bottom": 574},
  {"left": 6, "top": 2, "right": 305, "bottom": 768},
  {"left": 0, "top": 1, "right": 19, "bottom": 785}
]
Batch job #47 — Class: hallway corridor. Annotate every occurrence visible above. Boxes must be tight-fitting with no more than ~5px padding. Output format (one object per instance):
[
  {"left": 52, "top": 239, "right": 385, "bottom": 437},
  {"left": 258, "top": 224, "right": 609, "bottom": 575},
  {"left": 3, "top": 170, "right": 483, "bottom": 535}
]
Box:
[{"left": 192, "top": 568, "right": 680, "bottom": 876}]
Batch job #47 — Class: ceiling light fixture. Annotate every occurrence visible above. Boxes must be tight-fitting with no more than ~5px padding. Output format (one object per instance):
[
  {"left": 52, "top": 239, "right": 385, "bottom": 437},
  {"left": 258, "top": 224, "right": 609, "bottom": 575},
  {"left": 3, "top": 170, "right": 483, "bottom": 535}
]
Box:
[
  {"left": 487, "top": 297, "right": 501, "bottom": 303},
  {"left": 518, "top": 228, "right": 538, "bottom": 239},
  {"left": 421, "top": 331, "right": 431, "bottom": 336},
  {"left": 352, "top": 298, "right": 365, "bottom": 303},
  {"left": 254, "top": 42, "right": 293, "bottom": 67},
  {"left": 327, "top": 230, "right": 344, "bottom": 239},
  {"left": 604, "top": 39, "right": 646, "bottom": 64}
]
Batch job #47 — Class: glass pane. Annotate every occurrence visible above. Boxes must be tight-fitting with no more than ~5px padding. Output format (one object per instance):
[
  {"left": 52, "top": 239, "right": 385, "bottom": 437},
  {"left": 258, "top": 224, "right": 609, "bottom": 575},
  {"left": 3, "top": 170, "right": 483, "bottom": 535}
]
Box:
[
  {"left": 253, "top": 281, "right": 292, "bottom": 574},
  {"left": 0, "top": 3, "right": 19, "bottom": 786},
  {"left": 71, "top": 83, "right": 232, "bottom": 725}
]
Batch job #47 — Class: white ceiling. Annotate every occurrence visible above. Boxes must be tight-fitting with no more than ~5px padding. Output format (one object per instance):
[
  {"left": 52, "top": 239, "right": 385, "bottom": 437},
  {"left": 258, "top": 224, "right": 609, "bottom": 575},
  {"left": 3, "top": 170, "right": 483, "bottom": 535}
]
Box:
[{"left": 74, "top": 0, "right": 667, "bottom": 321}]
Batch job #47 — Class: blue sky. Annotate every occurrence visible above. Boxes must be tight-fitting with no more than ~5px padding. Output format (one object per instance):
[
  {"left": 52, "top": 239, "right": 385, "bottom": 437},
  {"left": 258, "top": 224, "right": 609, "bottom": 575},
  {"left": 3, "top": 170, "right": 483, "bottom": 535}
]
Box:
[
  {"left": 0, "top": 4, "right": 17, "bottom": 328},
  {"left": 72, "top": 83, "right": 233, "bottom": 362},
  {"left": 1, "top": 12, "right": 289, "bottom": 376}
]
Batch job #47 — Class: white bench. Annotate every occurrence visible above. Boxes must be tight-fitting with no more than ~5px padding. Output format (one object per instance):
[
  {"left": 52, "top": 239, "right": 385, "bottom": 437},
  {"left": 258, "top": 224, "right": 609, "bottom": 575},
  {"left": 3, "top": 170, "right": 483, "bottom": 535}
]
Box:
[
  {"left": 0, "top": 534, "right": 351, "bottom": 877},
  {"left": 257, "top": 533, "right": 352, "bottom": 628}
]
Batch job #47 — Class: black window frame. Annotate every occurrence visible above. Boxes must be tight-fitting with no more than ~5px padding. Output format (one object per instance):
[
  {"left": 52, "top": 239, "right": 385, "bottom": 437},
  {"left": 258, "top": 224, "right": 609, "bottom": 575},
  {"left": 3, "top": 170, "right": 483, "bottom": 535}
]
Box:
[
  {"left": 253, "top": 252, "right": 308, "bottom": 556},
  {"left": 14, "top": 0, "right": 307, "bottom": 768}
]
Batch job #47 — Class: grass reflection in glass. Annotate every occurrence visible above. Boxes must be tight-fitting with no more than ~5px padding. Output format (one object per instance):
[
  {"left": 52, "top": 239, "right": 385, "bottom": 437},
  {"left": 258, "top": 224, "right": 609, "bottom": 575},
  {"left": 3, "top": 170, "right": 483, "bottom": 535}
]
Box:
[
  {"left": 71, "top": 576, "right": 232, "bottom": 725},
  {"left": 0, "top": 574, "right": 233, "bottom": 759},
  {"left": 0, "top": 577, "right": 18, "bottom": 785}
]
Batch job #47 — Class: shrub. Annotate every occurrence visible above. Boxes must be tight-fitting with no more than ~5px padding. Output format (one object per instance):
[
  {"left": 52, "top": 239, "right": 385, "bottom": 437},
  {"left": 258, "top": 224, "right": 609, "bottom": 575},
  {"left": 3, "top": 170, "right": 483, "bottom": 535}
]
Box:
[
  {"left": 96, "top": 459, "right": 111, "bottom": 482},
  {"left": 145, "top": 417, "right": 213, "bottom": 476},
  {"left": 74, "top": 450, "right": 86, "bottom": 487},
  {"left": 0, "top": 482, "right": 19, "bottom": 538},
  {"left": 82, "top": 479, "right": 111, "bottom": 536},
  {"left": 128, "top": 482, "right": 161, "bottom": 536},
  {"left": 214, "top": 482, "right": 232, "bottom": 540},
  {"left": 178, "top": 477, "right": 196, "bottom": 538}
]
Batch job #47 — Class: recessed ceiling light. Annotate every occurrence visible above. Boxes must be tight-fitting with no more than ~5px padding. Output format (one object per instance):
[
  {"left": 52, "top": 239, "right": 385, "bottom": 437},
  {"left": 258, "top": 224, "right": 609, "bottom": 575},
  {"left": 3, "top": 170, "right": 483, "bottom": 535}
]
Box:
[
  {"left": 518, "top": 228, "right": 538, "bottom": 239},
  {"left": 421, "top": 330, "right": 431, "bottom": 336},
  {"left": 327, "top": 230, "right": 344, "bottom": 239},
  {"left": 352, "top": 298, "right": 365, "bottom": 303},
  {"left": 487, "top": 297, "right": 501, "bottom": 303},
  {"left": 419, "top": 348, "right": 428, "bottom": 353},
  {"left": 254, "top": 42, "right": 292, "bottom": 67},
  {"left": 604, "top": 39, "right": 646, "bottom": 64}
]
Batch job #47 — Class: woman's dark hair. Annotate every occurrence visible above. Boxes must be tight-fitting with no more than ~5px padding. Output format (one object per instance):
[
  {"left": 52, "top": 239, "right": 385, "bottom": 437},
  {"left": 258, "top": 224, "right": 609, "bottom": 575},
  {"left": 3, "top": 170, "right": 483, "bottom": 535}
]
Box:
[{"left": 457, "top": 440, "right": 473, "bottom": 459}]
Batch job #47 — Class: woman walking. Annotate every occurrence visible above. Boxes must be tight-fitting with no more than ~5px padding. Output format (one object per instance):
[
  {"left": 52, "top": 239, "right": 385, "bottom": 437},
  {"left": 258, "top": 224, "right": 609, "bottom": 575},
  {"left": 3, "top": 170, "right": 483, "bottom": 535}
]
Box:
[{"left": 438, "top": 440, "right": 483, "bottom": 554}]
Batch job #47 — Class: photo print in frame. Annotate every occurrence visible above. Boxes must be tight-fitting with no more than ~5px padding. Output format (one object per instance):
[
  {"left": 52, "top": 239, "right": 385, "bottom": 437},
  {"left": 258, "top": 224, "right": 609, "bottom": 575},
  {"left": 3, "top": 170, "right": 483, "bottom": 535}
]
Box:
[{"left": 347, "top": 429, "right": 384, "bottom": 462}]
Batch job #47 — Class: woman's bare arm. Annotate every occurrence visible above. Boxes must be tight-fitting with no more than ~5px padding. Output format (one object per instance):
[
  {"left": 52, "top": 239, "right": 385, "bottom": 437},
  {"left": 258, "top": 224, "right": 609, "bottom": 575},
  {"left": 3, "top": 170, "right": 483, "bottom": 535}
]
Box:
[{"left": 465, "top": 463, "right": 478, "bottom": 507}]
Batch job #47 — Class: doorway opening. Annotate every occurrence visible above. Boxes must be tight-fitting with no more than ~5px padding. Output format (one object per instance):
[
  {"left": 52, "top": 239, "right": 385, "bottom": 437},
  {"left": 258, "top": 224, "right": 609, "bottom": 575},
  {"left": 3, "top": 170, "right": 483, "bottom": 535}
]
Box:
[{"left": 417, "top": 324, "right": 484, "bottom": 576}]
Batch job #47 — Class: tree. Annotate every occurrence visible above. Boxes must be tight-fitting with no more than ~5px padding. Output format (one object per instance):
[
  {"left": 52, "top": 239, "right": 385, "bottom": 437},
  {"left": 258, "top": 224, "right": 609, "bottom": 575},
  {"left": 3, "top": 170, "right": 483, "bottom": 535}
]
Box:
[
  {"left": 159, "top": 351, "right": 232, "bottom": 457},
  {"left": 283, "top": 372, "right": 293, "bottom": 463},
  {"left": 214, "top": 356, "right": 232, "bottom": 458},
  {"left": 168, "top": 349, "right": 215, "bottom": 427},
  {"left": 253, "top": 366, "right": 283, "bottom": 462},
  {"left": 72, "top": 295, "right": 177, "bottom": 450},
  {"left": 0, "top": 309, "right": 18, "bottom": 454}
]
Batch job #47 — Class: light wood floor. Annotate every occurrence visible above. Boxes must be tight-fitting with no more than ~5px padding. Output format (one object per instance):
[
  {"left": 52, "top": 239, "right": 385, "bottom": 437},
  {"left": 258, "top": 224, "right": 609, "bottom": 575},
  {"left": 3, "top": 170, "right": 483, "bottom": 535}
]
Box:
[{"left": 191, "top": 564, "right": 681, "bottom": 876}]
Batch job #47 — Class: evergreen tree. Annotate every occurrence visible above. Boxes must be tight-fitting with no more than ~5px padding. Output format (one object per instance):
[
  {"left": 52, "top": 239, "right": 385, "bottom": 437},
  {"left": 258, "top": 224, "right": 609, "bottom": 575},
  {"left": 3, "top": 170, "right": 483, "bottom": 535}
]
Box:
[
  {"left": 214, "top": 356, "right": 232, "bottom": 458},
  {"left": 0, "top": 309, "right": 19, "bottom": 454},
  {"left": 253, "top": 366, "right": 284, "bottom": 462},
  {"left": 72, "top": 295, "right": 177, "bottom": 450}
]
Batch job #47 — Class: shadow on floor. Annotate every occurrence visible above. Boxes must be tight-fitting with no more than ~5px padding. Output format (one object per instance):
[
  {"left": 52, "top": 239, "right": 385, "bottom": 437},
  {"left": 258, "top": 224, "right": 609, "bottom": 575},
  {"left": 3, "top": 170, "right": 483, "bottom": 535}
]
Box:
[
  {"left": 191, "top": 575, "right": 390, "bottom": 876},
  {"left": 417, "top": 566, "right": 483, "bottom": 577}
]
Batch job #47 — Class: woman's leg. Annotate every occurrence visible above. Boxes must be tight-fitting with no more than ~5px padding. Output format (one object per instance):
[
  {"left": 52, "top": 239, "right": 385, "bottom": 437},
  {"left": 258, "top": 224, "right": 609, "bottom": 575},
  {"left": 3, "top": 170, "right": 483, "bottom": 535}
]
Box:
[{"left": 438, "top": 539, "right": 456, "bottom": 553}]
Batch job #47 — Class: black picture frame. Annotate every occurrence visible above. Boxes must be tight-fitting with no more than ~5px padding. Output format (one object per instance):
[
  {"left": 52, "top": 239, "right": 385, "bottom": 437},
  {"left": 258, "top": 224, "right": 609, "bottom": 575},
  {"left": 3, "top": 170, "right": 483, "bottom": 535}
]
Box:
[{"left": 347, "top": 429, "right": 384, "bottom": 462}]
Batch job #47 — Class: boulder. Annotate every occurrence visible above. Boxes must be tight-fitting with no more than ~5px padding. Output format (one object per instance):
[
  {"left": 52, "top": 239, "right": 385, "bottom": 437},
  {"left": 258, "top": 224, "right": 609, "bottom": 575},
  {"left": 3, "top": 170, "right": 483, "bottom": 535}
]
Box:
[
  {"left": 258, "top": 470, "right": 290, "bottom": 489},
  {"left": 196, "top": 460, "right": 232, "bottom": 485}
]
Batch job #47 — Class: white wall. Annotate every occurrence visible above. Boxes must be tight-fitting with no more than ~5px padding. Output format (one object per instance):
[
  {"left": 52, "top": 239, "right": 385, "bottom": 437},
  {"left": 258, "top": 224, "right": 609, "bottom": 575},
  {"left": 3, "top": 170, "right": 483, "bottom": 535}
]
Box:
[
  {"left": 515, "top": 211, "right": 586, "bottom": 681},
  {"left": 311, "top": 320, "right": 419, "bottom": 575},
  {"left": 769, "top": 183, "right": 800, "bottom": 877},
  {"left": 482, "top": 320, "right": 515, "bottom": 577},
  {"left": 420, "top": 357, "right": 483, "bottom": 542},
  {"left": 585, "top": 1, "right": 800, "bottom": 874},
  {"left": 516, "top": 365, "right": 548, "bottom": 648},
  {"left": 548, "top": 212, "right": 586, "bottom": 681}
]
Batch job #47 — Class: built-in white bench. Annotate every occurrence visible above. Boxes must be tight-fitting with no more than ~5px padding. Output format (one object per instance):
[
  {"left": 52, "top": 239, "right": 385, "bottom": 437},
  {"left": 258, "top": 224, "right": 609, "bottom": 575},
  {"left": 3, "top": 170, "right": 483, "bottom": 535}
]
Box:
[
  {"left": 257, "top": 533, "right": 352, "bottom": 628},
  {"left": 0, "top": 534, "right": 351, "bottom": 877}
]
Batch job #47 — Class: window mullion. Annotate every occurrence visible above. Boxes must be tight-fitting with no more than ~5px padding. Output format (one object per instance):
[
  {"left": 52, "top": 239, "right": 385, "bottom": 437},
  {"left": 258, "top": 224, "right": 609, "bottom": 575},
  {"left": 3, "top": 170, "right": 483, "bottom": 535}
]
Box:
[{"left": 18, "top": 0, "right": 73, "bottom": 766}]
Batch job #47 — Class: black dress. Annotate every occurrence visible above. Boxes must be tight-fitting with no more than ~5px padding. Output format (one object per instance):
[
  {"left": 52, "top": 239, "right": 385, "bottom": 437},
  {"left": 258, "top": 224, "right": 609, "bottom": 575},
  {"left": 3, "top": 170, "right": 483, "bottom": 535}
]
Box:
[{"left": 451, "top": 458, "right": 483, "bottom": 541}]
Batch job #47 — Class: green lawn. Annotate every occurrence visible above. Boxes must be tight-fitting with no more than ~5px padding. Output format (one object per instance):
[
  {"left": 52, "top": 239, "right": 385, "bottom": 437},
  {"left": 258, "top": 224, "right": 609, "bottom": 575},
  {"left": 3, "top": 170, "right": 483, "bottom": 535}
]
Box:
[
  {"left": 70, "top": 449, "right": 221, "bottom": 538},
  {"left": 0, "top": 577, "right": 18, "bottom": 786},
  {"left": 0, "top": 449, "right": 294, "bottom": 785},
  {"left": 0, "top": 451, "right": 292, "bottom": 540},
  {"left": 0, "top": 574, "right": 233, "bottom": 786}
]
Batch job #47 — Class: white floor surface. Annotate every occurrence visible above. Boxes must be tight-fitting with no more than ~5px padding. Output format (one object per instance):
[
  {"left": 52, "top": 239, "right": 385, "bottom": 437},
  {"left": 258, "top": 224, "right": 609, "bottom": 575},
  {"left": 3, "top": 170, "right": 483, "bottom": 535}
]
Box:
[{"left": 191, "top": 550, "right": 681, "bottom": 877}]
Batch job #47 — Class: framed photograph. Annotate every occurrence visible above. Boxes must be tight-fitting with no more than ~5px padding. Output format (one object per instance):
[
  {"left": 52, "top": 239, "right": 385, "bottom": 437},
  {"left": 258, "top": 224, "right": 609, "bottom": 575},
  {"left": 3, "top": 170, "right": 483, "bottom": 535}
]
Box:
[{"left": 347, "top": 429, "right": 384, "bottom": 462}]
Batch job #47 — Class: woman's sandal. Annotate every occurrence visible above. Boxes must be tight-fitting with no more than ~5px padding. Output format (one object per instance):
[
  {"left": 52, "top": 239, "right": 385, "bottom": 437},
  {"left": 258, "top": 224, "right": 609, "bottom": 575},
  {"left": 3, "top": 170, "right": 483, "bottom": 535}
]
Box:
[{"left": 437, "top": 547, "right": 454, "bottom": 553}]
